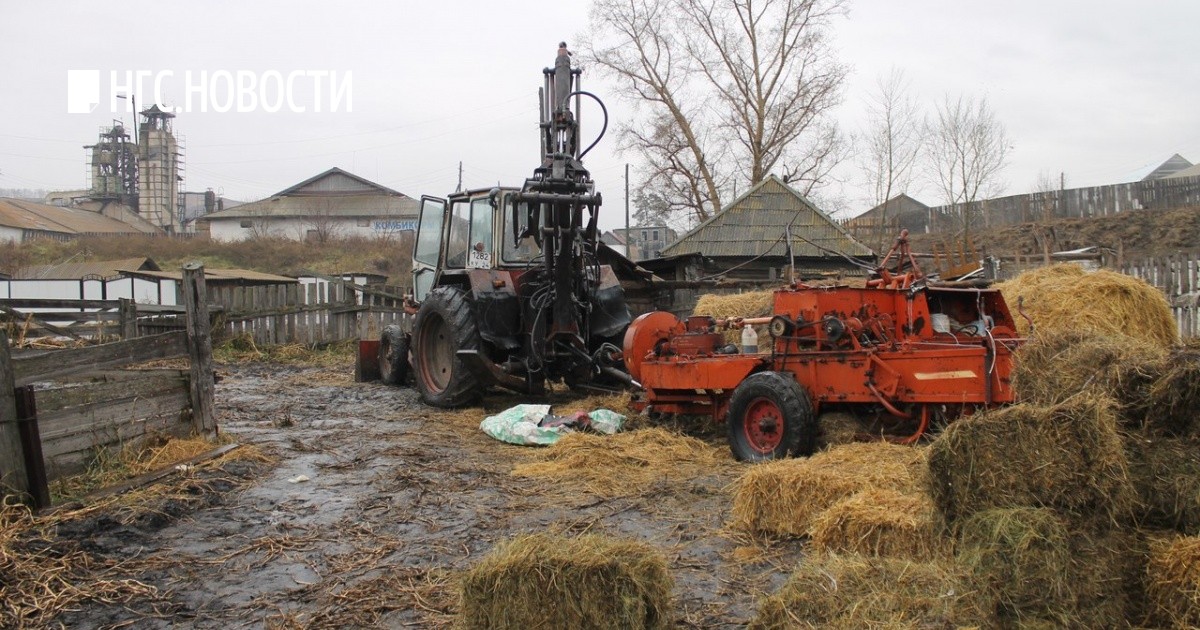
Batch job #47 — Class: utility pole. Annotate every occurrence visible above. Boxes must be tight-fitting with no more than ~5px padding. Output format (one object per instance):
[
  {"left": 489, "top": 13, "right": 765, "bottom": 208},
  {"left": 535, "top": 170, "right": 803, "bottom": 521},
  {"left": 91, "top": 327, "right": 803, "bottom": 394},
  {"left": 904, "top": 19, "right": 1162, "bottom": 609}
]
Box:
[
  {"left": 455, "top": 161, "right": 463, "bottom": 193},
  {"left": 624, "top": 163, "right": 630, "bottom": 259}
]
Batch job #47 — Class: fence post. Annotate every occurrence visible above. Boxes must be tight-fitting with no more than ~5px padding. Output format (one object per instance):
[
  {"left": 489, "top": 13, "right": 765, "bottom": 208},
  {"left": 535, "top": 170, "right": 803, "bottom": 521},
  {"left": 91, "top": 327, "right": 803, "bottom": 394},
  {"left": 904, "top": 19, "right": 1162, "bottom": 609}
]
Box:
[
  {"left": 0, "top": 331, "right": 30, "bottom": 499},
  {"left": 182, "top": 263, "right": 217, "bottom": 436},
  {"left": 119, "top": 298, "right": 137, "bottom": 340}
]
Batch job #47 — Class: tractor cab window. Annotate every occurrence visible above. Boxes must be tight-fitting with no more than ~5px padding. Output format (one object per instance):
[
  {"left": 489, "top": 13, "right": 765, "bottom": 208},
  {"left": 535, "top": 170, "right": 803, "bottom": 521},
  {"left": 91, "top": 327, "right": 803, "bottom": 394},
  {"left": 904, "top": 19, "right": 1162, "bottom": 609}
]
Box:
[
  {"left": 414, "top": 198, "right": 445, "bottom": 267},
  {"left": 468, "top": 198, "right": 494, "bottom": 268},
  {"left": 503, "top": 201, "right": 543, "bottom": 263},
  {"left": 446, "top": 200, "right": 471, "bottom": 267}
]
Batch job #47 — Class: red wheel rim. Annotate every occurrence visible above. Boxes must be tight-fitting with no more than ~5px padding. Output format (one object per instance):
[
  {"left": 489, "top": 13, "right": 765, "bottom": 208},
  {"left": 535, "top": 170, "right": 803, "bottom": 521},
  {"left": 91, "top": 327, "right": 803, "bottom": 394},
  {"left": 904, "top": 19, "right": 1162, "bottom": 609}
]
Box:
[{"left": 743, "top": 397, "right": 784, "bottom": 454}]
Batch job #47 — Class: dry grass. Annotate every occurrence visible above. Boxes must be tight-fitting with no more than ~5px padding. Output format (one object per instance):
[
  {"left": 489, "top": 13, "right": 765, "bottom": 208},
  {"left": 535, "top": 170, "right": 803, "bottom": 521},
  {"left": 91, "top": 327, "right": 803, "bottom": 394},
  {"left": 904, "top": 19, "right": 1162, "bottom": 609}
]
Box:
[
  {"left": 748, "top": 552, "right": 973, "bottom": 629},
  {"left": 213, "top": 334, "right": 356, "bottom": 366},
  {"left": 458, "top": 533, "right": 673, "bottom": 630},
  {"left": 0, "top": 499, "right": 161, "bottom": 628},
  {"left": 1147, "top": 534, "right": 1200, "bottom": 628},
  {"left": 815, "top": 411, "right": 863, "bottom": 450},
  {"left": 926, "top": 397, "right": 1135, "bottom": 531},
  {"left": 995, "top": 263, "right": 1177, "bottom": 347},
  {"left": 693, "top": 290, "right": 776, "bottom": 346},
  {"left": 730, "top": 442, "right": 927, "bottom": 537},
  {"left": 51, "top": 434, "right": 231, "bottom": 500},
  {"left": 512, "top": 428, "right": 732, "bottom": 498},
  {"left": 808, "top": 488, "right": 940, "bottom": 561}
]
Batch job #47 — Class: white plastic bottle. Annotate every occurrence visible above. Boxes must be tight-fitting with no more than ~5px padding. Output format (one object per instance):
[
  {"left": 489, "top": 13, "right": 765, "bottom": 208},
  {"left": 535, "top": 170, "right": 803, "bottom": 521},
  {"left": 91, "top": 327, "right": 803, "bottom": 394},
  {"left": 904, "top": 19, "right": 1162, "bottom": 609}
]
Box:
[{"left": 741, "top": 325, "right": 758, "bottom": 354}]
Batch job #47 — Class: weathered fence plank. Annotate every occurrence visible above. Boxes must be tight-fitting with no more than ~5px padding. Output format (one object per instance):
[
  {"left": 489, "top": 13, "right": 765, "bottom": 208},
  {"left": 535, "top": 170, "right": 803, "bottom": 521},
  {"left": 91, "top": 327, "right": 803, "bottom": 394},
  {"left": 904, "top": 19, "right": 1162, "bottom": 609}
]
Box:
[
  {"left": 11, "top": 331, "right": 188, "bottom": 386},
  {"left": 0, "top": 331, "right": 29, "bottom": 497}
]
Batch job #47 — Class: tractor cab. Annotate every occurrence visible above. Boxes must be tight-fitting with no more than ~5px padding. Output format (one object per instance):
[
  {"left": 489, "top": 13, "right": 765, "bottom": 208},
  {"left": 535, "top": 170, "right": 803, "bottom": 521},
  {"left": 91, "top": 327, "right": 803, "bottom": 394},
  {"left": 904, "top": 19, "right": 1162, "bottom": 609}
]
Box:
[{"left": 411, "top": 187, "right": 541, "bottom": 302}]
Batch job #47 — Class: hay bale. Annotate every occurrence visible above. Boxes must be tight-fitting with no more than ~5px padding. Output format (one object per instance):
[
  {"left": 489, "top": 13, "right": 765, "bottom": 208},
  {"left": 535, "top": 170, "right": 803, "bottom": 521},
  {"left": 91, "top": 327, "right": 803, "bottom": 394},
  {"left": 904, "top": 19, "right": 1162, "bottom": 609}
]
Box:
[
  {"left": 693, "top": 290, "right": 775, "bottom": 346},
  {"left": 748, "top": 553, "right": 975, "bottom": 629},
  {"left": 957, "top": 507, "right": 1073, "bottom": 624},
  {"left": 1147, "top": 534, "right": 1200, "bottom": 628},
  {"left": 731, "top": 442, "right": 927, "bottom": 537},
  {"left": 511, "top": 428, "right": 730, "bottom": 498},
  {"left": 808, "top": 488, "right": 940, "bottom": 560},
  {"left": 927, "top": 397, "right": 1134, "bottom": 530},
  {"left": 996, "top": 263, "right": 1177, "bottom": 348},
  {"left": 1013, "top": 331, "right": 1166, "bottom": 425},
  {"left": 1124, "top": 432, "right": 1200, "bottom": 531},
  {"left": 459, "top": 533, "right": 672, "bottom": 630},
  {"left": 1146, "top": 341, "right": 1200, "bottom": 436}
]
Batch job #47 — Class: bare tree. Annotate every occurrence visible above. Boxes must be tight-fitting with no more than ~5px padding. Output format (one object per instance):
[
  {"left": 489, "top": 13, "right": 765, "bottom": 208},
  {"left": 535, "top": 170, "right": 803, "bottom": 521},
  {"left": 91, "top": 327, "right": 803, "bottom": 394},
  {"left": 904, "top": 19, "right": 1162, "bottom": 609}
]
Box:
[
  {"left": 924, "top": 94, "right": 1010, "bottom": 245},
  {"left": 302, "top": 200, "right": 344, "bottom": 244},
  {"left": 858, "top": 68, "right": 921, "bottom": 249},
  {"left": 582, "top": 0, "right": 848, "bottom": 225}
]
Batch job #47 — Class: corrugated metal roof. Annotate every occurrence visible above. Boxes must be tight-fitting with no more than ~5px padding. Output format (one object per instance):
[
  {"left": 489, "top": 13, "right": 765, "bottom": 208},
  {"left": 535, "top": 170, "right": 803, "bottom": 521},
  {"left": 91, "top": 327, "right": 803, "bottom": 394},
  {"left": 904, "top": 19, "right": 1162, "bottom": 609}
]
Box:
[
  {"left": 1143, "top": 154, "right": 1193, "bottom": 181},
  {"left": 199, "top": 192, "right": 418, "bottom": 220},
  {"left": 0, "top": 198, "right": 154, "bottom": 235},
  {"left": 663, "top": 176, "right": 874, "bottom": 258},
  {"left": 17, "top": 257, "right": 159, "bottom": 280},
  {"left": 1165, "top": 163, "right": 1200, "bottom": 180}
]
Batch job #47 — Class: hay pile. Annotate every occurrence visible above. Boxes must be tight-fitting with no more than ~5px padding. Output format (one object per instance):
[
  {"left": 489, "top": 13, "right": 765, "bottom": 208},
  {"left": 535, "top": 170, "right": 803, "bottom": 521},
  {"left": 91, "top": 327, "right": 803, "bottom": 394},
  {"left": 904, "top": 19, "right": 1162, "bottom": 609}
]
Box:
[
  {"left": 1145, "top": 341, "right": 1200, "bottom": 436},
  {"left": 996, "top": 263, "right": 1177, "bottom": 347},
  {"left": 927, "top": 397, "right": 1134, "bottom": 530},
  {"left": 815, "top": 411, "right": 862, "bottom": 450},
  {"left": 1125, "top": 433, "right": 1200, "bottom": 531},
  {"left": 731, "top": 442, "right": 926, "bottom": 537},
  {"left": 1147, "top": 534, "right": 1200, "bottom": 627},
  {"left": 511, "top": 428, "right": 730, "bottom": 498},
  {"left": 458, "top": 533, "right": 672, "bottom": 630},
  {"left": 1012, "top": 331, "right": 1166, "bottom": 423},
  {"left": 693, "top": 290, "right": 775, "bottom": 346},
  {"left": 748, "top": 553, "right": 971, "bottom": 629},
  {"left": 808, "top": 488, "right": 939, "bottom": 561}
]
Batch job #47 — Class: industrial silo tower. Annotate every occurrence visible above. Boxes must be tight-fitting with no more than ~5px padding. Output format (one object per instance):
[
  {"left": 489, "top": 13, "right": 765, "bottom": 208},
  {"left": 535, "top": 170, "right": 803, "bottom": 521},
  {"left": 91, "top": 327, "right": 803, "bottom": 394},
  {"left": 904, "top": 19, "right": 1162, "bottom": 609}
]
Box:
[{"left": 137, "top": 104, "right": 184, "bottom": 232}]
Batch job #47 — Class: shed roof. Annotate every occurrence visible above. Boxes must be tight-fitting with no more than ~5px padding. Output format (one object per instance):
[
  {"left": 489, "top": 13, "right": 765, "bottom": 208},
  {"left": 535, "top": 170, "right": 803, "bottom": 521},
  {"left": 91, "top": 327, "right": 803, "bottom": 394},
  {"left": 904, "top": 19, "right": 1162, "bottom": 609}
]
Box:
[
  {"left": 1165, "top": 163, "right": 1200, "bottom": 180},
  {"left": 17, "top": 257, "right": 160, "bottom": 280},
  {"left": 119, "top": 268, "right": 297, "bottom": 284},
  {"left": 663, "top": 176, "right": 873, "bottom": 259},
  {"left": 0, "top": 198, "right": 154, "bottom": 235}
]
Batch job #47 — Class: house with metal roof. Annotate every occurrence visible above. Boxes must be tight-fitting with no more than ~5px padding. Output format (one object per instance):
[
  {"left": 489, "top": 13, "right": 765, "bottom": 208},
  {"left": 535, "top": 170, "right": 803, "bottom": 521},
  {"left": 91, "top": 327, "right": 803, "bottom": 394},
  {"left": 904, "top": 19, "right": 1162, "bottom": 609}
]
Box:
[
  {"left": 846, "top": 194, "right": 932, "bottom": 246},
  {"left": 661, "top": 176, "right": 875, "bottom": 281},
  {"left": 0, "top": 198, "right": 159, "bottom": 242},
  {"left": 196, "top": 167, "right": 419, "bottom": 242}
]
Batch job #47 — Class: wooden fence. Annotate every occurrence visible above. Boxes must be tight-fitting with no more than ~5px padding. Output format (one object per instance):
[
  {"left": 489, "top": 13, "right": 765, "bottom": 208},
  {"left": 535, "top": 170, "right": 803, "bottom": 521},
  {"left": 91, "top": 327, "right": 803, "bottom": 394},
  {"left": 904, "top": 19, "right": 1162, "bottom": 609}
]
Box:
[
  {"left": 1120, "top": 253, "right": 1200, "bottom": 338},
  {"left": 0, "top": 264, "right": 216, "bottom": 507},
  {"left": 210, "top": 281, "right": 409, "bottom": 347}
]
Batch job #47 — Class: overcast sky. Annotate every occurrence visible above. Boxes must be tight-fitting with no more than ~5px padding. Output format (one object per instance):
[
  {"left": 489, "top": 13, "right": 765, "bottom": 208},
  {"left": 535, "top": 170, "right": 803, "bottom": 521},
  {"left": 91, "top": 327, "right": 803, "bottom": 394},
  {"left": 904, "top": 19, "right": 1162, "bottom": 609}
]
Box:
[{"left": 1, "top": 0, "right": 1197, "bottom": 230}]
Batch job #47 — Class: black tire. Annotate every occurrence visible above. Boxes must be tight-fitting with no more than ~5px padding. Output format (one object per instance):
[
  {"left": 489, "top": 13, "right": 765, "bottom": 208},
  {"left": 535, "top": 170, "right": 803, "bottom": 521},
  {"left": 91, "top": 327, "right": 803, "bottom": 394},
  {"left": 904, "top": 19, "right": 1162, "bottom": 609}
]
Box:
[
  {"left": 726, "top": 371, "right": 815, "bottom": 462},
  {"left": 411, "top": 286, "right": 482, "bottom": 408},
  {"left": 378, "top": 325, "right": 409, "bottom": 386}
]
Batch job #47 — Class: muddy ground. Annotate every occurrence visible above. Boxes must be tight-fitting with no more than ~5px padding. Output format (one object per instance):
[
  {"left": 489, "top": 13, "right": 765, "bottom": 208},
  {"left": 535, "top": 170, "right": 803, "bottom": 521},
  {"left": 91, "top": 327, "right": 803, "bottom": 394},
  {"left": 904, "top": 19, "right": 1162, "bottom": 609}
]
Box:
[{"left": 40, "top": 363, "right": 804, "bottom": 629}]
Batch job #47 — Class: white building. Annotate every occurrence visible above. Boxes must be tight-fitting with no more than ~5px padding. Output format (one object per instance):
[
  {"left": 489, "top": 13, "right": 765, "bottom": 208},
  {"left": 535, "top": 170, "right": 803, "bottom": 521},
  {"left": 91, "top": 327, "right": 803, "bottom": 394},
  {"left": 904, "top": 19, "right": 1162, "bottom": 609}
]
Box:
[{"left": 197, "top": 167, "right": 419, "bottom": 242}]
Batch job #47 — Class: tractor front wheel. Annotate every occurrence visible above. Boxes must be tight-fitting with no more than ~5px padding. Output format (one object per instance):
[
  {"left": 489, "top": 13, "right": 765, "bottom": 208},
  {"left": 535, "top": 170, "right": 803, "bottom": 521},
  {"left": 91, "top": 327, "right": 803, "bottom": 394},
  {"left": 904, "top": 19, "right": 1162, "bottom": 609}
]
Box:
[
  {"left": 412, "top": 287, "right": 482, "bottom": 408},
  {"left": 726, "top": 371, "right": 815, "bottom": 462}
]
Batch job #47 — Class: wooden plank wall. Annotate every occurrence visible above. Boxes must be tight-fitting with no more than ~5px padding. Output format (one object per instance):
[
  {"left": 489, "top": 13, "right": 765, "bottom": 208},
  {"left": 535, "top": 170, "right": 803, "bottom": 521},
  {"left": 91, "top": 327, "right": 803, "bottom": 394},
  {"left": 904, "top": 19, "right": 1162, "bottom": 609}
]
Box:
[{"left": 36, "top": 370, "right": 192, "bottom": 480}]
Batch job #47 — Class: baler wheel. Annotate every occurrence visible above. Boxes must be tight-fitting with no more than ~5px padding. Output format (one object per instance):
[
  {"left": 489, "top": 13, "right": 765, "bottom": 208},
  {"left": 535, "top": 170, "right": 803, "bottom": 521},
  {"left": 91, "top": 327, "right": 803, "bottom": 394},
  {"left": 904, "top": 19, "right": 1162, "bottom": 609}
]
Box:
[{"left": 726, "top": 371, "right": 815, "bottom": 462}]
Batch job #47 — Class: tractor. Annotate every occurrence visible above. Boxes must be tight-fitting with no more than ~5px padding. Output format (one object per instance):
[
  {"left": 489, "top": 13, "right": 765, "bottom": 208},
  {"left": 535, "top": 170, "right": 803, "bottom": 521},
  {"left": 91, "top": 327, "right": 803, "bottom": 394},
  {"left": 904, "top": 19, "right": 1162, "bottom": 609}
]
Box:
[
  {"left": 378, "top": 44, "right": 633, "bottom": 408},
  {"left": 622, "top": 231, "right": 1026, "bottom": 461}
]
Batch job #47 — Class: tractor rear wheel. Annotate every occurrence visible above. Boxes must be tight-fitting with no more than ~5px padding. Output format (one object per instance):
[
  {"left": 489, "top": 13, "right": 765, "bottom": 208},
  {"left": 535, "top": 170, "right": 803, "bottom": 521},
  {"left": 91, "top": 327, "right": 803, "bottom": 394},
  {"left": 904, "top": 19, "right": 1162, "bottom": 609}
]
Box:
[
  {"left": 412, "top": 287, "right": 482, "bottom": 408},
  {"left": 378, "top": 324, "right": 409, "bottom": 385},
  {"left": 726, "top": 371, "right": 815, "bottom": 462}
]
